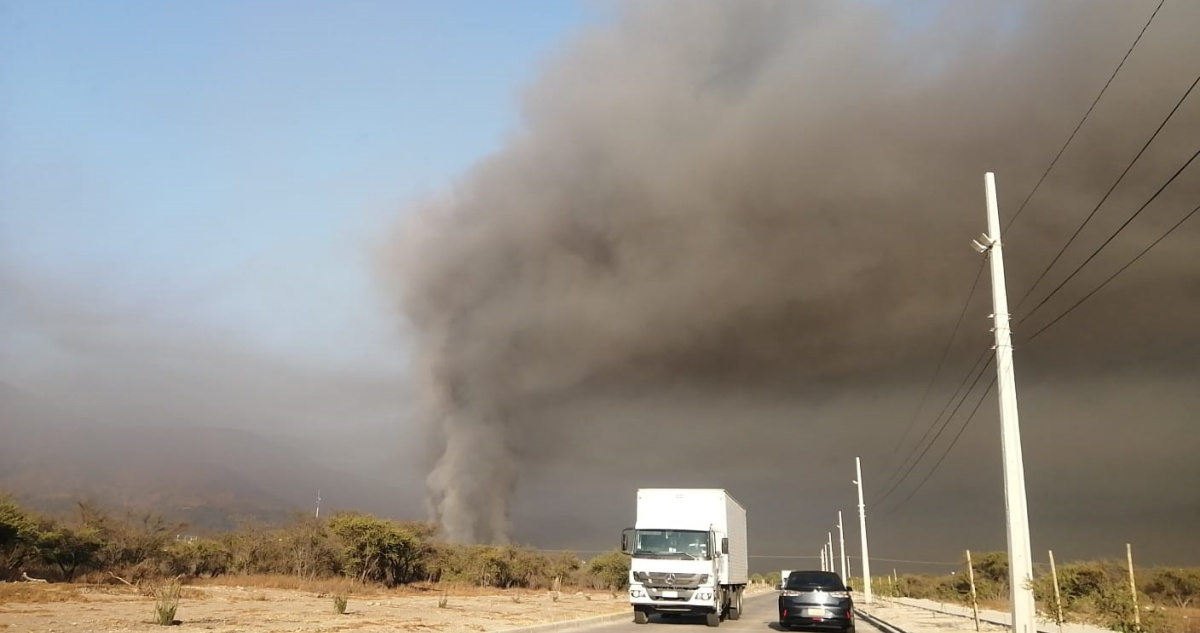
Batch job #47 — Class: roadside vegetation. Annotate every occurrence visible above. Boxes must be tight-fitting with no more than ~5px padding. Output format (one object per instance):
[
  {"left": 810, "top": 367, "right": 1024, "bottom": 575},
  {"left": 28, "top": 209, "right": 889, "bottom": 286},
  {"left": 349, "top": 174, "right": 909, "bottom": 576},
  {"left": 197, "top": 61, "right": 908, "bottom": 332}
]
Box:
[
  {"left": 816, "top": 551, "right": 1200, "bottom": 633},
  {"left": 0, "top": 495, "right": 630, "bottom": 594},
  {"left": 6, "top": 495, "right": 1196, "bottom": 633}
]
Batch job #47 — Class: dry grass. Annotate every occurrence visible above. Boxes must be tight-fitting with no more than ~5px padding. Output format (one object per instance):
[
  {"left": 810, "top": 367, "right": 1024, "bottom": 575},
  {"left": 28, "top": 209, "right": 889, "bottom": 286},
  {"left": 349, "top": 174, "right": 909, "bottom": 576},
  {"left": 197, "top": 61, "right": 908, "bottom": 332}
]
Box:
[
  {"left": 0, "top": 580, "right": 632, "bottom": 633},
  {"left": 0, "top": 582, "right": 88, "bottom": 603},
  {"left": 1162, "top": 606, "right": 1199, "bottom": 633},
  {"left": 190, "top": 574, "right": 375, "bottom": 596},
  {"left": 186, "top": 575, "right": 595, "bottom": 599}
]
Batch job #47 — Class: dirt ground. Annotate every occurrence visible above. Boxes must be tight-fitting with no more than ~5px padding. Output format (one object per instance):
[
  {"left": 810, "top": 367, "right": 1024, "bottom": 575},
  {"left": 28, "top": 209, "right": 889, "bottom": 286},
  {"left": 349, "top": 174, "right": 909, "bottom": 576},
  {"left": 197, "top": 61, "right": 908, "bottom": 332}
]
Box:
[{"left": 0, "top": 582, "right": 635, "bottom": 633}]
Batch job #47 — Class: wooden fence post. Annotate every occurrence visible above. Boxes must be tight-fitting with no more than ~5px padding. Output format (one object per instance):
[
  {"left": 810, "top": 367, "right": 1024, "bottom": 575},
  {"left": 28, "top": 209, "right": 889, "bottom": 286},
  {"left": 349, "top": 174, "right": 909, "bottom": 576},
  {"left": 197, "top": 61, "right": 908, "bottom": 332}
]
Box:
[
  {"left": 1126, "top": 543, "right": 1141, "bottom": 633},
  {"left": 1049, "top": 550, "right": 1064, "bottom": 633},
  {"left": 966, "top": 549, "right": 981, "bottom": 632}
]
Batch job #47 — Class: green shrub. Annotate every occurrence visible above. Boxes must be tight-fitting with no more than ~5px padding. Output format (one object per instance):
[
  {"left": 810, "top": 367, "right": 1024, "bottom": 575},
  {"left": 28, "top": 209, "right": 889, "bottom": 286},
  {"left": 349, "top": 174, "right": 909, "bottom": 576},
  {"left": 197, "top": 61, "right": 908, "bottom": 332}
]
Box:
[{"left": 153, "top": 578, "right": 181, "bottom": 626}]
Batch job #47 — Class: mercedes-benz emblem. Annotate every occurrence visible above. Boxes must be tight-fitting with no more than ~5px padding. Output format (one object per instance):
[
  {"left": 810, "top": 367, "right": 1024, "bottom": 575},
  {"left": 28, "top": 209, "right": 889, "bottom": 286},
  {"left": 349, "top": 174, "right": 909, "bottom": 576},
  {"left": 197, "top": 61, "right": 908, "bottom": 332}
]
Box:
[{"left": 665, "top": 574, "right": 676, "bottom": 586}]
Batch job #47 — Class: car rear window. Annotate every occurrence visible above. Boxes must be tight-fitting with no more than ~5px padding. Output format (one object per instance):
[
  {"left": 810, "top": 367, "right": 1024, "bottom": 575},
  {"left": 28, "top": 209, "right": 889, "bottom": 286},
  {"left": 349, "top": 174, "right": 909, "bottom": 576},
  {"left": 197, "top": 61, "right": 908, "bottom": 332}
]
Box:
[{"left": 785, "top": 571, "right": 845, "bottom": 590}]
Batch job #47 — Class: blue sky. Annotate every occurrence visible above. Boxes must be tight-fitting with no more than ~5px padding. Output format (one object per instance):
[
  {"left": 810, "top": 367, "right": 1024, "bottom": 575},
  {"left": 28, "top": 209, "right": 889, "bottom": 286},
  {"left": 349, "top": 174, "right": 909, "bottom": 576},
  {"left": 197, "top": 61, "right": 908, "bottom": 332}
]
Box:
[{"left": 1, "top": 0, "right": 608, "bottom": 376}]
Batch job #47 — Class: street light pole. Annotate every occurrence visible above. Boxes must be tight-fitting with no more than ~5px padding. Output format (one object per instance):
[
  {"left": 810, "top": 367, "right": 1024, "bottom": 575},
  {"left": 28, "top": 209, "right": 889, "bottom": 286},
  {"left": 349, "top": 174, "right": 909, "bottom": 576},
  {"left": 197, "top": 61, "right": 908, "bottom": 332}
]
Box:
[
  {"left": 854, "top": 457, "right": 873, "bottom": 603},
  {"left": 827, "top": 533, "right": 834, "bottom": 578},
  {"left": 973, "top": 172, "right": 1036, "bottom": 633},
  {"left": 837, "top": 511, "right": 848, "bottom": 581}
]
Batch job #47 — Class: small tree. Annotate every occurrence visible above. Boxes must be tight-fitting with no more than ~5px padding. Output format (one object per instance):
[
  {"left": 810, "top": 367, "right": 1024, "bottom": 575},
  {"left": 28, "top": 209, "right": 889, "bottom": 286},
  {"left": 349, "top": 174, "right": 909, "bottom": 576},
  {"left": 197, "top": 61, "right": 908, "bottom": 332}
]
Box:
[
  {"left": 0, "top": 496, "right": 41, "bottom": 581},
  {"left": 1142, "top": 567, "right": 1200, "bottom": 608},
  {"left": 164, "top": 538, "right": 231, "bottom": 578},
  {"left": 328, "top": 513, "right": 427, "bottom": 586},
  {"left": 37, "top": 524, "right": 104, "bottom": 581},
  {"left": 585, "top": 550, "right": 630, "bottom": 591}
]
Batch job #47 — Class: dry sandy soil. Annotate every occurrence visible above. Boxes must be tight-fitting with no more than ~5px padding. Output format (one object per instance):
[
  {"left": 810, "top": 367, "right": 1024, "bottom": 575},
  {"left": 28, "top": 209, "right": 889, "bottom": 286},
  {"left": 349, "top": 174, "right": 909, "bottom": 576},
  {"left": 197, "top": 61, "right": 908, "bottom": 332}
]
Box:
[{"left": 0, "top": 582, "right": 637, "bottom": 633}]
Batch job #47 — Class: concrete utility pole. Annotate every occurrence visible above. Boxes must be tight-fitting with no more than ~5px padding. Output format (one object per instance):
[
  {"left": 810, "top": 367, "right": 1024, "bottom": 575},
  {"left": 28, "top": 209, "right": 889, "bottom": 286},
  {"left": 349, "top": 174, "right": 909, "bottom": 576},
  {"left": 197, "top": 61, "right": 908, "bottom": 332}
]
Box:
[
  {"left": 821, "top": 548, "right": 828, "bottom": 571},
  {"left": 837, "top": 511, "right": 848, "bottom": 580},
  {"left": 854, "top": 457, "right": 873, "bottom": 603},
  {"left": 972, "top": 172, "right": 1035, "bottom": 633},
  {"left": 827, "top": 533, "right": 834, "bottom": 577}
]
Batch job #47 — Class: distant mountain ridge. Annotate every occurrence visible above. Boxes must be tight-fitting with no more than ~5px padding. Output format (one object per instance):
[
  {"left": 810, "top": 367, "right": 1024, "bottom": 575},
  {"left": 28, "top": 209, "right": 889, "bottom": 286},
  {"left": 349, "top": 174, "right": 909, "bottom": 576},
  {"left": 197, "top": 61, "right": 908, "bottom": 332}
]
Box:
[{"left": 0, "top": 382, "right": 418, "bottom": 532}]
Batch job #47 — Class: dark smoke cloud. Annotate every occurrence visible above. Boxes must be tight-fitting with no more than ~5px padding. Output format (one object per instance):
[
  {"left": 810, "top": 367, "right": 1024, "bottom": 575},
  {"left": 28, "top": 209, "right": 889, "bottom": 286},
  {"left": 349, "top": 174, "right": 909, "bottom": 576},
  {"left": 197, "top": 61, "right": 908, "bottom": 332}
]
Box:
[{"left": 380, "top": 0, "right": 1200, "bottom": 547}]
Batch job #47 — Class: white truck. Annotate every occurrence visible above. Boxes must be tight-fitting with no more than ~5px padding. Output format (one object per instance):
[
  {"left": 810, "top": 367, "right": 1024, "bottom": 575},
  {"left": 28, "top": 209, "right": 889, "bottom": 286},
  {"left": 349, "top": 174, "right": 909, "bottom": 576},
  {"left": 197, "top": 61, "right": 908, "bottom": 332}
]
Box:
[{"left": 622, "top": 488, "right": 749, "bottom": 627}]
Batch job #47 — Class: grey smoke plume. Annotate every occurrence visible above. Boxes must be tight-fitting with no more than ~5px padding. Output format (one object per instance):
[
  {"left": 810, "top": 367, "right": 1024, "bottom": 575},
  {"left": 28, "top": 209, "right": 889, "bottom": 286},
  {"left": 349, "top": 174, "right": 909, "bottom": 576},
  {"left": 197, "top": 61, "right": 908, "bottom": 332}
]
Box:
[{"left": 381, "top": 0, "right": 1200, "bottom": 543}]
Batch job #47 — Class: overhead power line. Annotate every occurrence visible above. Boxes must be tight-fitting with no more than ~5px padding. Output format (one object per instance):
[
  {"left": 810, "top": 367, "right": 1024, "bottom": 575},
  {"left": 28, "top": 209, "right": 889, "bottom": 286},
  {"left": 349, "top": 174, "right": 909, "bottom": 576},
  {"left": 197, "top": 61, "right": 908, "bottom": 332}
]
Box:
[
  {"left": 884, "top": 259, "right": 986, "bottom": 479},
  {"left": 882, "top": 374, "right": 998, "bottom": 519},
  {"left": 1026, "top": 199, "right": 1200, "bottom": 343},
  {"left": 873, "top": 348, "right": 993, "bottom": 510},
  {"left": 1021, "top": 145, "right": 1200, "bottom": 328},
  {"left": 1004, "top": 0, "right": 1167, "bottom": 232},
  {"left": 1014, "top": 71, "right": 1200, "bottom": 315}
]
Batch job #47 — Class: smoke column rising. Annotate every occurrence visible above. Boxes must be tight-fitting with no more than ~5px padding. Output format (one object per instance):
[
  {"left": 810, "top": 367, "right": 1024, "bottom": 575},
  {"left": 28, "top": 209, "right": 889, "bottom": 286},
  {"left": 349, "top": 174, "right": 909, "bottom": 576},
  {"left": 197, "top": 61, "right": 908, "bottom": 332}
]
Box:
[{"left": 380, "top": 0, "right": 1200, "bottom": 543}]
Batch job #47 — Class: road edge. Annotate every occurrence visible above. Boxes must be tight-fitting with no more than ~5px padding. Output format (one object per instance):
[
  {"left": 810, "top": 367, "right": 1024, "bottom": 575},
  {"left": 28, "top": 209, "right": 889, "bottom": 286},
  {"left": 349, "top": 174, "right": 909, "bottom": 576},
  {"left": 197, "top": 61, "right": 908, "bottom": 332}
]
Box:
[
  {"left": 492, "top": 609, "right": 632, "bottom": 633},
  {"left": 494, "top": 585, "right": 779, "bottom": 633}
]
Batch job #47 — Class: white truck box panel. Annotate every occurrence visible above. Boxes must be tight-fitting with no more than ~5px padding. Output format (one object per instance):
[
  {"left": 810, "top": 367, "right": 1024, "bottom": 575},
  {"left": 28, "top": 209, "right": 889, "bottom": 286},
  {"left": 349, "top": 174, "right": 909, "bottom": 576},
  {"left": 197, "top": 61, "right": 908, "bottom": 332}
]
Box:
[{"left": 635, "top": 488, "right": 748, "bottom": 585}]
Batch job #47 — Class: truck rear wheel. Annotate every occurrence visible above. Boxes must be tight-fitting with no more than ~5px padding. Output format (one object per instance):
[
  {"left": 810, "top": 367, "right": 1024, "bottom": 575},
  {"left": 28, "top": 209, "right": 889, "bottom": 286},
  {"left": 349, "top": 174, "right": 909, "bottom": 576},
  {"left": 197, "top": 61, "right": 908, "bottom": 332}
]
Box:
[
  {"left": 728, "top": 589, "right": 742, "bottom": 620},
  {"left": 633, "top": 608, "right": 649, "bottom": 624}
]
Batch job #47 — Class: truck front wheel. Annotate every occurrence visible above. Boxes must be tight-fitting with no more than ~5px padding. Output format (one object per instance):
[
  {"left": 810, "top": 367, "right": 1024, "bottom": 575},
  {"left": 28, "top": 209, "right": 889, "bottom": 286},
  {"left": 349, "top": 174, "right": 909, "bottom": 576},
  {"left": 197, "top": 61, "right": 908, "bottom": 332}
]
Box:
[
  {"left": 633, "top": 608, "right": 649, "bottom": 624},
  {"left": 728, "top": 588, "right": 743, "bottom": 620}
]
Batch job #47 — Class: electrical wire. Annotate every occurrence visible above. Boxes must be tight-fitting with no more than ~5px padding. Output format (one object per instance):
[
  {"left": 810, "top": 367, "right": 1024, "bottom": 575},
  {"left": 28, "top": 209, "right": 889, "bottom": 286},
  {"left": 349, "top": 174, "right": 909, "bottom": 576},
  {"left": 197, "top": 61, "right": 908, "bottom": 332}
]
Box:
[
  {"left": 1013, "top": 72, "right": 1200, "bottom": 314},
  {"left": 1020, "top": 145, "right": 1200, "bottom": 327},
  {"left": 1004, "top": 0, "right": 1167, "bottom": 232},
  {"left": 882, "top": 374, "right": 998, "bottom": 518},
  {"left": 1026, "top": 200, "right": 1200, "bottom": 343},
  {"left": 875, "top": 346, "right": 991, "bottom": 503},
  {"left": 883, "top": 259, "right": 987, "bottom": 480},
  {"left": 873, "top": 348, "right": 993, "bottom": 509}
]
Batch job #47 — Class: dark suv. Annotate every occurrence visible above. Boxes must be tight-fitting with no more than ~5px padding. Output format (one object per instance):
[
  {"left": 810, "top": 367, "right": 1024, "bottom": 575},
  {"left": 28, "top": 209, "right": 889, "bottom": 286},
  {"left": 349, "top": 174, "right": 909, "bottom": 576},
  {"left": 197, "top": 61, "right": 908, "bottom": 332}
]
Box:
[{"left": 777, "top": 570, "right": 854, "bottom": 632}]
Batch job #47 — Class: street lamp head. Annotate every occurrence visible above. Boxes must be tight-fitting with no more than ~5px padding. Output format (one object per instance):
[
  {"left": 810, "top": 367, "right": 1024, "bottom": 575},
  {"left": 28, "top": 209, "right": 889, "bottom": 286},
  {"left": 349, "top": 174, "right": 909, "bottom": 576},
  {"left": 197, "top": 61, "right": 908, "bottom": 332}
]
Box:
[{"left": 972, "top": 232, "right": 996, "bottom": 253}]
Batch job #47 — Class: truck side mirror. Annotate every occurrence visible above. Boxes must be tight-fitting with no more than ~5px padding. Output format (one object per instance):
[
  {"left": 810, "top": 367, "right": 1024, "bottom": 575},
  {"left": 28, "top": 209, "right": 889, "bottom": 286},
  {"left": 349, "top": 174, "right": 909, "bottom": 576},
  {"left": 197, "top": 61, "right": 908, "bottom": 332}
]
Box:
[
  {"left": 621, "top": 528, "right": 633, "bottom": 554},
  {"left": 721, "top": 537, "right": 729, "bottom": 554}
]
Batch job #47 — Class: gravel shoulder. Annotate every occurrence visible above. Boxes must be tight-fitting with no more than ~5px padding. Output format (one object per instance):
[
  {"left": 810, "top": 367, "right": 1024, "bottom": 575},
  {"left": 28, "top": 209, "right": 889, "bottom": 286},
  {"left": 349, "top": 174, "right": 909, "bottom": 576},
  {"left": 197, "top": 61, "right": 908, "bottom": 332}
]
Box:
[{"left": 0, "top": 582, "right": 633, "bottom": 633}]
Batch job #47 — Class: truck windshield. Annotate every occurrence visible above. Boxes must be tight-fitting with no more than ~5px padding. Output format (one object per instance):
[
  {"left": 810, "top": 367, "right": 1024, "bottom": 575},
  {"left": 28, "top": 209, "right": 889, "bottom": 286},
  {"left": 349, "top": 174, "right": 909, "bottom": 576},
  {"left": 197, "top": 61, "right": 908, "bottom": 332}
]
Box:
[{"left": 632, "top": 529, "right": 711, "bottom": 560}]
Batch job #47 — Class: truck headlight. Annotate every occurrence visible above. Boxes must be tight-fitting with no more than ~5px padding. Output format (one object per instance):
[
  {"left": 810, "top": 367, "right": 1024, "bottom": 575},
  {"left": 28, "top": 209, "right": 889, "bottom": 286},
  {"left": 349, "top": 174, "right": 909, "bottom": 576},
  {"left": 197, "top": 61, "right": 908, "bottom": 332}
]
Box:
[{"left": 630, "top": 589, "right": 645, "bottom": 598}]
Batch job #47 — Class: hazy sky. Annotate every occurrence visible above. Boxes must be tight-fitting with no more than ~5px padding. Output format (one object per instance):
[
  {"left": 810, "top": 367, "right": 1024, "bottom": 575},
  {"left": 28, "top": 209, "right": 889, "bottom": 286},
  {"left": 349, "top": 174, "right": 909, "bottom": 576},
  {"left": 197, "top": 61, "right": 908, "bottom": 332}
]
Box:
[
  {"left": 3, "top": 0, "right": 1198, "bottom": 572},
  {"left": 0, "top": 0, "right": 600, "bottom": 471},
  {"left": 1, "top": 0, "right": 595, "bottom": 375}
]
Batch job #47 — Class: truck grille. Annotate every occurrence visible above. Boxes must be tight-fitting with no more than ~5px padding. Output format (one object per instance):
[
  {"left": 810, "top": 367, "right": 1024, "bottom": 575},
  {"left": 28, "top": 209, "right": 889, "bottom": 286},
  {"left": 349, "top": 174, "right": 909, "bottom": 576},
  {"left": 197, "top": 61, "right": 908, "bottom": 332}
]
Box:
[{"left": 644, "top": 572, "right": 705, "bottom": 589}]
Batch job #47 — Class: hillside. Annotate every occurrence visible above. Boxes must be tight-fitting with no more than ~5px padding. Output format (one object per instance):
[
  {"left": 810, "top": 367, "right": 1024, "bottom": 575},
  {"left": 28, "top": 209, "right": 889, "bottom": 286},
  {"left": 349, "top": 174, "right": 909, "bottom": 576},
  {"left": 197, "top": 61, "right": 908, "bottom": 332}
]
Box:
[{"left": 0, "top": 383, "right": 418, "bottom": 532}]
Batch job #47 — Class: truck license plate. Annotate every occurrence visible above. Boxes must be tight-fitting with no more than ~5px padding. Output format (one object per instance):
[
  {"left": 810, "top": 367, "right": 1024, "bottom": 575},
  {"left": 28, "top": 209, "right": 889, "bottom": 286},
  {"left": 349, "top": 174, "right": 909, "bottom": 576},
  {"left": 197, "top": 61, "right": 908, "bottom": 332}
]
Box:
[{"left": 661, "top": 590, "right": 678, "bottom": 598}]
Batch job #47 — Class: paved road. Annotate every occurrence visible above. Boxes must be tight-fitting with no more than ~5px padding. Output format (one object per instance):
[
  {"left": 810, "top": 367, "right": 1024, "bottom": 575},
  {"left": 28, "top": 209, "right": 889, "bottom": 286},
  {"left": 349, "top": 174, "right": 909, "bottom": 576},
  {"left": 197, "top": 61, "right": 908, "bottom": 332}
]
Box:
[{"left": 587, "top": 591, "right": 788, "bottom": 633}]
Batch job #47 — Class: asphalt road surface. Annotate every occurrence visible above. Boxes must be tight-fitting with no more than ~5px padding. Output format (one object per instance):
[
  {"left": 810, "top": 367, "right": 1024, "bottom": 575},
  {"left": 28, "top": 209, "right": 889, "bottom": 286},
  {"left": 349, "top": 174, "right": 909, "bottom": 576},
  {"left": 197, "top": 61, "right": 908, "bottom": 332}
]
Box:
[{"left": 588, "top": 591, "right": 791, "bottom": 633}]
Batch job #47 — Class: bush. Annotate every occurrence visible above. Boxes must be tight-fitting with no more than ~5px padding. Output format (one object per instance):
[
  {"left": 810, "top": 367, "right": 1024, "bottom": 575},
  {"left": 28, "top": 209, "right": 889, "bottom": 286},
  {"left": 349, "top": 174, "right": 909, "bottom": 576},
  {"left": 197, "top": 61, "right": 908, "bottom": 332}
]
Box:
[
  {"left": 153, "top": 578, "right": 181, "bottom": 626},
  {"left": 0, "top": 497, "right": 42, "bottom": 581},
  {"left": 584, "top": 550, "right": 630, "bottom": 591},
  {"left": 1143, "top": 568, "right": 1200, "bottom": 608}
]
